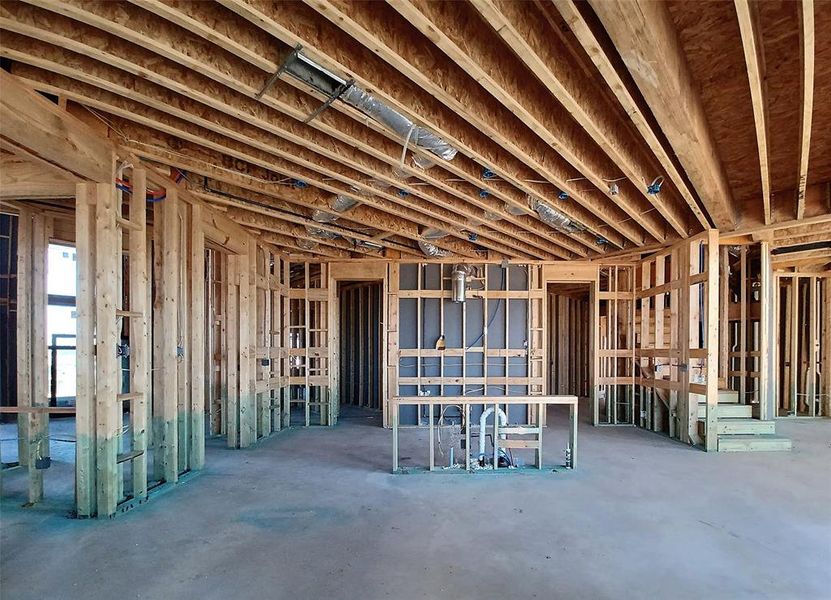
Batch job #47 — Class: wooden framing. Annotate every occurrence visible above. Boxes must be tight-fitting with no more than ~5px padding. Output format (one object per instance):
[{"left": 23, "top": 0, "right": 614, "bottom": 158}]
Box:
[
  {"left": 583, "top": 0, "right": 738, "bottom": 230},
  {"left": 796, "top": 0, "right": 815, "bottom": 219},
  {"left": 3, "top": 0, "right": 826, "bottom": 516},
  {"left": 390, "top": 395, "right": 578, "bottom": 473},
  {"left": 774, "top": 270, "right": 829, "bottom": 417},
  {"left": 735, "top": 0, "right": 772, "bottom": 224}
]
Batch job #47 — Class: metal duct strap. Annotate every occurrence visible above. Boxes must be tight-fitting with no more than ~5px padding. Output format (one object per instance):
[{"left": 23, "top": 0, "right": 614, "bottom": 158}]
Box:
[
  {"left": 342, "top": 85, "right": 457, "bottom": 161},
  {"left": 418, "top": 240, "right": 449, "bottom": 257}
]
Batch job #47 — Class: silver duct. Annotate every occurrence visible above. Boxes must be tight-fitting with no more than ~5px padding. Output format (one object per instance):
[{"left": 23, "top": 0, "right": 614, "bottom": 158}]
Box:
[
  {"left": 306, "top": 226, "right": 338, "bottom": 239},
  {"left": 421, "top": 228, "right": 449, "bottom": 241},
  {"left": 418, "top": 240, "right": 449, "bottom": 257},
  {"left": 341, "top": 85, "right": 457, "bottom": 161},
  {"left": 450, "top": 264, "right": 471, "bottom": 303},
  {"left": 505, "top": 202, "right": 529, "bottom": 216},
  {"left": 312, "top": 210, "right": 339, "bottom": 223},
  {"left": 296, "top": 238, "right": 318, "bottom": 251},
  {"left": 311, "top": 194, "right": 360, "bottom": 223},
  {"left": 330, "top": 194, "right": 359, "bottom": 212},
  {"left": 528, "top": 197, "right": 585, "bottom": 235}
]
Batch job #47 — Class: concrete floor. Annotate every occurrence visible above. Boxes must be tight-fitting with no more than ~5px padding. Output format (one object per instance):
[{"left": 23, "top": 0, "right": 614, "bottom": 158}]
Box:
[{"left": 1, "top": 403, "right": 829, "bottom": 600}]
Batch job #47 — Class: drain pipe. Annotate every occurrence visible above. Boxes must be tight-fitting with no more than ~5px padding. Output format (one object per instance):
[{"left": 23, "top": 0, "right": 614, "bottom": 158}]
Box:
[{"left": 478, "top": 406, "right": 508, "bottom": 459}]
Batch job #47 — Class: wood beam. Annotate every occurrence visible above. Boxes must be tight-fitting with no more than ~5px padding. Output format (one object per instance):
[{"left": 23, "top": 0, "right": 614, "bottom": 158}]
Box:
[
  {"left": 128, "top": 0, "right": 587, "bottom": 256},
  {"left": 7, "top": 60, "right": 521, "bottom": 260},
  {"left": 0, "top": 156, "right": 76, "bottom": 199},
  {"left": 213, "top": 0, "right": 625, "bottom": 250},
  {"left": 0, "top": 68, "right": 113, "bottom": 181},
  {"left": 1, "top": 0, "right": 590, "bottom": 258},
  {"left": 796, "top": 0, "right": 815, "bottom": 219},
  {"left": 392, "top": 0, "right": 674, "bottom": 242},
  {"left": 300, "top": 0, "right": 645, "bottom": 246},
  {"left": 553, "top": 0, "right": 711, "bottom": 230},
  {"left": 476, "top": 0, "right": 694, "bottom": 239},
  {"left": 10, "top": 65, "right": 492, "bottom": 259},
  {"left": 735, "top": 0, "right": 772, "bottom": 224},
  {"left": 584, "top": 0, "right": 738, "bottom": 230}
]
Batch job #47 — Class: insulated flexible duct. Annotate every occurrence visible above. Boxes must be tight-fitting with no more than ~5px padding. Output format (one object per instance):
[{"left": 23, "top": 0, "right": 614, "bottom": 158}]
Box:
[
  {"left": 418, "top": 240, "right": 449, "bottom": 257},
  {"left": 342, "top": 85, "right": 458, "bottom": 161},
  {"left": 528, "top": 197, "right": 585, "bottom": 235}
]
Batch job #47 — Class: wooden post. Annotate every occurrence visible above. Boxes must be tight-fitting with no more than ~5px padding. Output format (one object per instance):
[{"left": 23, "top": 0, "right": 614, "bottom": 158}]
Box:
[
  {"left": 759, "top": 242, "right": 774, "bottom": 421},
  {"left": 704, "top": 230, "right": 719, "bottom": 451},
  {"left": 129, "top": 169, "right": 149, "bottom": 501},
  {"left": 238, "top": 243, "right": 254, "bottom": 446},
  {"left": 15, "top": 209, "right": 33, "bottom": 480},
  {"left": 75, "top": 185, "right": 96, "bottom": 517},
  {"left": 154, "top": 188, "right": 179, "bottom": 483},
  {"left": 189, "top": 203, "right": 205, "bottom": 469},
  {"left": 822, "top": 278, "right": 831, "bottom": 417},
  {"left": 95, "top": 182, "right": 120, "bottom": 516}
]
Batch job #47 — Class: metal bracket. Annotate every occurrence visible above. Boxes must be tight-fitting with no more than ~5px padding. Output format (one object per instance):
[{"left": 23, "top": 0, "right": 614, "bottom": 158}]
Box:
[
  {"left": 303, "top": 79, "right": 353, "bottom": 124},
  {"left": 256, "top": 44, "right": 302, "bottom": 100}
]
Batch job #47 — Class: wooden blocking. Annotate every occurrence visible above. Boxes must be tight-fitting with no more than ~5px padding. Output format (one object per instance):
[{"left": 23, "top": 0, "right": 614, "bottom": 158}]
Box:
[
  {"left": 75, "top": 184, "right": 97, "bottom": 517},
  {"left": 94, "top": 182, "right": 120, "bottom": 517}
]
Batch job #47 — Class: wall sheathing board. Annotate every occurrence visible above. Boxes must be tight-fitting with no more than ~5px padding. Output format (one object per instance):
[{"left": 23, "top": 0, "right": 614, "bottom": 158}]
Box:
[{"left": 392, "top": 263, "right": 543, "bottom": 427}]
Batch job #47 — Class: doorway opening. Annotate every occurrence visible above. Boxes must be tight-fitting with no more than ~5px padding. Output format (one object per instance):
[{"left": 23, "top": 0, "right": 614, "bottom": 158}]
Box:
[
  {"left": 337, "top": 281, "right": 383, "bottom": 420},
  {"left": 547, "top": 282, "right": 591, "bottom": 399}
]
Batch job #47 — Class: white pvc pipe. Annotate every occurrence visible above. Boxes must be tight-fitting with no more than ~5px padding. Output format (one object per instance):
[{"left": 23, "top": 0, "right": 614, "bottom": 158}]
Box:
[{"left": 478, "top": 406, "right": 508, "bottom": 458}]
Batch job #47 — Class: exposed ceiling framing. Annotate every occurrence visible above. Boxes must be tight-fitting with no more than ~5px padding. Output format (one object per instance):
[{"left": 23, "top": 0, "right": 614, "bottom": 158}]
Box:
[{"left": 0, "top": 0, "right": 828, "bottom": 262}]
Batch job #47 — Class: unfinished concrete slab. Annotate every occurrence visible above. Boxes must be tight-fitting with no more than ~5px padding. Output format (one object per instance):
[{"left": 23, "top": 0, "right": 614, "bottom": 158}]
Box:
[{"left": 2, "top": 406, "right": 829, "bottom": 600}]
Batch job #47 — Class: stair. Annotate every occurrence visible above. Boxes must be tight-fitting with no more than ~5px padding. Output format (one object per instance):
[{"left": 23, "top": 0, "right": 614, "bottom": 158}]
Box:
[
  {"left": 716, "top": 435, "right": 793, "bottom": 452},
  {"left": 698, "top": 389, "right": 792, "bottom": 452},
  {"left": 697, "top": 404, "right": 752, "bottom": 418}
]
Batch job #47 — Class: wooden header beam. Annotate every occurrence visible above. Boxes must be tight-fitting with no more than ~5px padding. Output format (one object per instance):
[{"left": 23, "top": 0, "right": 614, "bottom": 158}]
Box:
[{"left": 0, "top": 68, "right": 114, "bottom": 181}]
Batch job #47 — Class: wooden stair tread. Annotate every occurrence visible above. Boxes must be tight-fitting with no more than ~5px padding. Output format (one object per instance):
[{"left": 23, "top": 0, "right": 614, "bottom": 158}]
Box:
[{"left": 717, "top": 435, "right": 792, "bottom": 453}]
